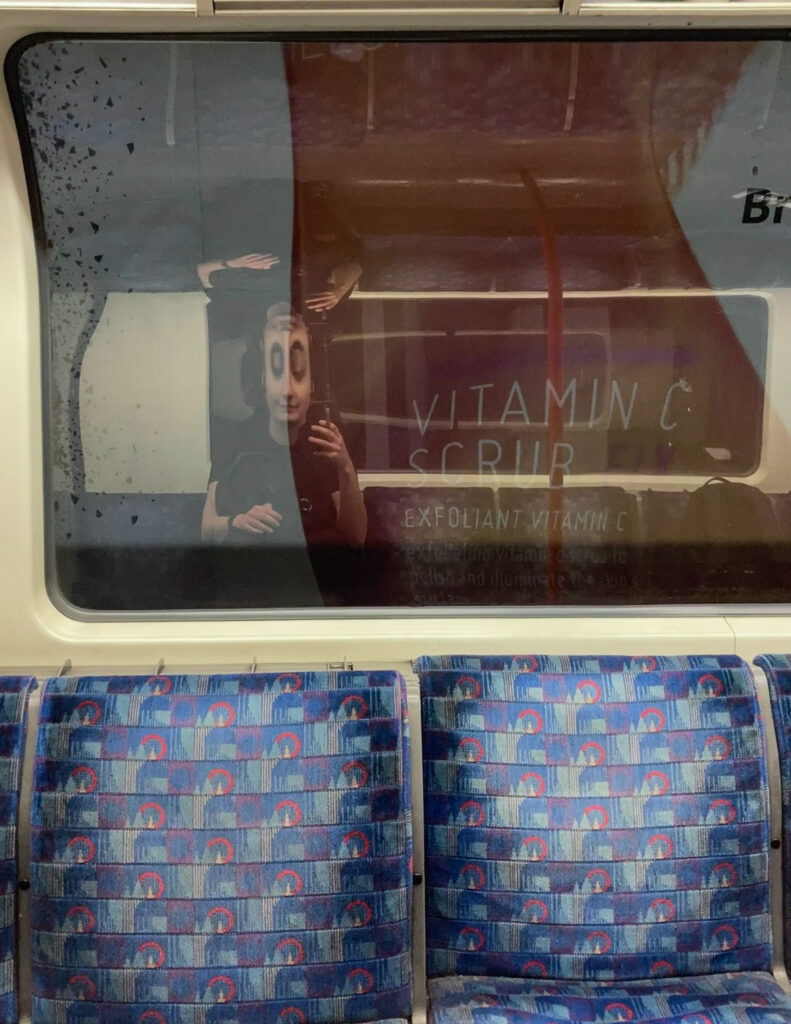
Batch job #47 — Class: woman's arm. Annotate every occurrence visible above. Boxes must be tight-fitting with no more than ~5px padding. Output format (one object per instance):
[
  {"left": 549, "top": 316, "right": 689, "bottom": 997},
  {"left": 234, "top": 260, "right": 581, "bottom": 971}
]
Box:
[
  {"left": 202, "top": 481, "right": 283, "bottom": 541},
  {"left": 197, "top": 252, "right": 281, "bottom": 290},
  {"left": 332, "top": 462, "right": 368, "bottom": 548},
  {"left": 304, "top": 262, "right": 363, "bottom": 313},
  {"left": 330, "top": 261, "right": 362, "bottom": 298},
  {"left": 201, "top": 481, "right": 232, "bottom": 541},
  {"left": 197, "top": 260, "right": 225, "bottom": 290},
  {"left": 309, "top": 421, "right": 367, "bottom": 547}
]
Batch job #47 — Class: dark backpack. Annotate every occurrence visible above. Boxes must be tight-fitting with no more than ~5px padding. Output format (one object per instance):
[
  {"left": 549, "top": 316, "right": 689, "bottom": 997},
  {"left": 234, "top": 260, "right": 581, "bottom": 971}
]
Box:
[
  {"left": 681, "top": 477, "right": 779, "bottom": 546},
  {"left": 678, "top": 477, "right": 780, "bottom": 593}
]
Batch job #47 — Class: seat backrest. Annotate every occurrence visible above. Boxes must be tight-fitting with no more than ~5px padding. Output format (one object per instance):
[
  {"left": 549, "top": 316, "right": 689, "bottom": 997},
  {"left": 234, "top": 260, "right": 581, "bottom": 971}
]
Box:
[
  {"left": 31, "top": 670, "right": 412, "bottom": 1024},
  {"left": 416, "top": 653, "right": 747, "bottom": 673},
  {"left": 755, "top": 653, "right": 791, "bottom": 976},
  {"left": 415, "top": 654, "right": 771, "bottom": 981},
  {"left": 0, "top": 677, "right": 35, "bottom": 1024}
]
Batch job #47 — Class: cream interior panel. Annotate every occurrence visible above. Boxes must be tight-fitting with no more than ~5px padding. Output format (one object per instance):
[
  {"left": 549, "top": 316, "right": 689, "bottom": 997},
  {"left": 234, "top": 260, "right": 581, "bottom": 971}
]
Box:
[{"left": 80, "top": 292, "right": 210, "bottom": 494}]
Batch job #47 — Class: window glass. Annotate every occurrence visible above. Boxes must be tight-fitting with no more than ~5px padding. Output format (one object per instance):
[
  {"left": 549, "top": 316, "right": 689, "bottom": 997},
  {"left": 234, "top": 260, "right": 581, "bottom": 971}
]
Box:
[
  {"left": 331, "top": 295, "right": 766, "bottom": 476},
  {"left": 11, "top": 36, "right": 790, "bottom": 611}
]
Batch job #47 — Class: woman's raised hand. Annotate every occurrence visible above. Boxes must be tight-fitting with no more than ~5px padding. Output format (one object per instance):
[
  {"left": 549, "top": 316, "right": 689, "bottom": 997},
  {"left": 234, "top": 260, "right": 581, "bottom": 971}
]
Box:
[{"left": 225, "top": 253, "right": 281, "bottom": 270}]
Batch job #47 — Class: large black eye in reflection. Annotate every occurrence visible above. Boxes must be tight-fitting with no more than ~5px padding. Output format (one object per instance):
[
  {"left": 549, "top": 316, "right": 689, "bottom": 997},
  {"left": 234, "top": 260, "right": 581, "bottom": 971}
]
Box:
[
  {"left": 270, "top": 342, "right": 284, "bottom": 380},
  {"left": 290, "top": 342, "right": 308, "bottom": 383}
]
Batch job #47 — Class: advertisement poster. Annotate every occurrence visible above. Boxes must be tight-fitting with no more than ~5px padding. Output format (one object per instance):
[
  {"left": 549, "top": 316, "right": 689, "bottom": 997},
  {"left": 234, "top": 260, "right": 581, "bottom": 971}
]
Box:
[{"left": 13, "top": 37, "right": 791, "bottom": 609}]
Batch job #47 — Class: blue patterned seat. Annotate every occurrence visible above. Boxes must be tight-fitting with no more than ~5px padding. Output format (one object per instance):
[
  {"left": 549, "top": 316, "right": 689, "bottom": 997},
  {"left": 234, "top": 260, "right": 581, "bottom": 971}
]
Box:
[
  {"left": 414, "top": 654, "right": 791, "bottom": 1024},
  {"left": 754, "top": 654, "right": 791, "bottom": 977},
  {"left": 31, "top": 671, "right": 412, "bottom": 1024},
  {"left": 0, "top": 677, "right": 36, "bottom": 1024},
  {"left": 429, "top": 973, "right": 791, "bottom": 1024}
]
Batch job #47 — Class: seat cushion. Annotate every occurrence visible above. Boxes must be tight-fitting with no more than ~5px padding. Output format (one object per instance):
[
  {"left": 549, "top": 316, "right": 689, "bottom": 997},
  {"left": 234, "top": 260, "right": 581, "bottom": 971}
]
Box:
[
  {"left": 428, "top": 973, "right": 791, "bottom": 1024},
  {"left": 415, "top": 654, "right": 771, "bottom": 981},
  {"left": 0, "top": 677, "right": 35, "bottom": 1024},
  {"left": 31, "top": 671, "right": 412, "bottom": 1024}
]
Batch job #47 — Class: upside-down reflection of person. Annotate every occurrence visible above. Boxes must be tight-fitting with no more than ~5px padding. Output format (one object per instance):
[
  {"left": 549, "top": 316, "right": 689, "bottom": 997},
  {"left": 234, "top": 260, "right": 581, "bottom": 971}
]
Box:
[
  {"left": 197, "top": 181, "right": 362, "bottom": 340},
  {"left": 201, "top": 304, "right": 367, "bottom": 606}
]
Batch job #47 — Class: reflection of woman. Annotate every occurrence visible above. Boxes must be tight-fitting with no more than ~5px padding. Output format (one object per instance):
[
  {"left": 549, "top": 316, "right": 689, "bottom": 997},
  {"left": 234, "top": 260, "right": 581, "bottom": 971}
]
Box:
[
  {"left": 197, "top": 251, "right": 361, "bottom": 315},
  {"left": 201, "top": 304, "right": 366, "bottom": 549},
  {"left": 197, "top": 181, "right": 362, "bottom": 339}
]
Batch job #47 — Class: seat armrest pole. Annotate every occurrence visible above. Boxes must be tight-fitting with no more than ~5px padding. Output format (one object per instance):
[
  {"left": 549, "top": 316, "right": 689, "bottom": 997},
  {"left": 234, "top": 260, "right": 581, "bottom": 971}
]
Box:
[
  {"left": 16, "top": 682, "right": 41, "bottom": 1024},
  {"left": 405, "top": 673, "right": 427, "bottom": 1024},
  {"left": 753, "top": 663, "right": 791, "bottom": 992}
]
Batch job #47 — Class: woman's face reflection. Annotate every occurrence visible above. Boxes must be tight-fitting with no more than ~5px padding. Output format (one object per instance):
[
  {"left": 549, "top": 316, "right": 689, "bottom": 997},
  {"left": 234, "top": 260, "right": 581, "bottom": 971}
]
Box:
[{"left": 262, "top": 314, "right": 312, "bottom": 429}]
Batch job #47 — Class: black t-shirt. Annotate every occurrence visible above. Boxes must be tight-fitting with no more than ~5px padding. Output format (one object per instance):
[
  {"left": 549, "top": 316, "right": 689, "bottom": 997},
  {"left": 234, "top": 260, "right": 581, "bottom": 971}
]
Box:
[{"left": 211, "top": 411, "right": 340, "bottom": 548}]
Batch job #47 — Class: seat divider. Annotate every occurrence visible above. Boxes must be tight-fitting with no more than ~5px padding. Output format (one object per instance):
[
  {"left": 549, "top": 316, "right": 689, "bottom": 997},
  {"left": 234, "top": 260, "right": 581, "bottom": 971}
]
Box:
[
  {"left": 16, "top": 681, "right": 41, "bottom": 1024},
  {"left": 405, "top": 672, "right": 427, "bottom": 1024},
  {"left": 752, "top": 662, "right": 791, "bottom": 992}
]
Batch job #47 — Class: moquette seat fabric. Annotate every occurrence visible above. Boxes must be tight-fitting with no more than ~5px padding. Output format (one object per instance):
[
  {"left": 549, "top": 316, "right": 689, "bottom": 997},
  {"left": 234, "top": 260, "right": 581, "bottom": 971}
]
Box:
[
  {"left": 30, "top": 671, "right": 412, "bottom": 1024},
  {"left": 428, "top": 972, "right": 791, "bottom": 1024},
  {"left": 414, "top": 654, "right": 791, "bottom": 1024},
  {"left": 754, "top": 654, "right": 791, "bottom": 977},
  {"left": 0, "top": 677, "right": 36, "bottom": 1024}
]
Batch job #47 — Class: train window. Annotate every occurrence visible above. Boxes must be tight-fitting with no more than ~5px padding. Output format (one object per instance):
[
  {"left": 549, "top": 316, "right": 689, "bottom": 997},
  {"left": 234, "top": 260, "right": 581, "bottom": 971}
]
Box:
[
  {"left": 331, "top": 294, "right": 767, "bottom": 477},
  {"left": 9, "top": 35, "right": 789, "bottom": 613}
]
